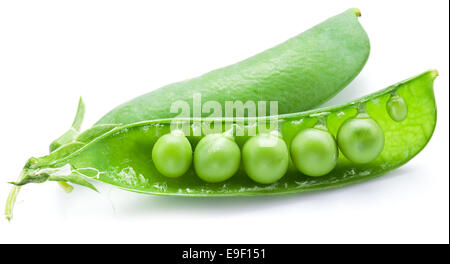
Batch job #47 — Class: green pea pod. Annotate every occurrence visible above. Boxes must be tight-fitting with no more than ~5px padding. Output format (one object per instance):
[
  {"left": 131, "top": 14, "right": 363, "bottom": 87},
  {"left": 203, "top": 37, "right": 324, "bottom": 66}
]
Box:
[
  {"left": 95, "top": 8, "right": 370, "bottom": 125},
  {"left": 5, "top": 70, "right": 438, "bottom": 220}
]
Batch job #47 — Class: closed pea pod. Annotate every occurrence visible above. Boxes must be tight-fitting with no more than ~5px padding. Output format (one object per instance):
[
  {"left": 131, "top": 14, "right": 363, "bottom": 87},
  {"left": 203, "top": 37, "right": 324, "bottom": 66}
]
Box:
[{"left": 96, "top": 8, "right": 369, "bottom": 125}]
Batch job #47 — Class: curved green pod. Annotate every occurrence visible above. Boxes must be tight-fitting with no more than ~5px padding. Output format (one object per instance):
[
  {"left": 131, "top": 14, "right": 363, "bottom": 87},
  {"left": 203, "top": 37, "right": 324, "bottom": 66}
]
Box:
[
  {"left": 5, "top": 70, "right": 438, "bottom": 220},
  {"left": 96, "top": 8, "right": 369, "bottom": 125}
]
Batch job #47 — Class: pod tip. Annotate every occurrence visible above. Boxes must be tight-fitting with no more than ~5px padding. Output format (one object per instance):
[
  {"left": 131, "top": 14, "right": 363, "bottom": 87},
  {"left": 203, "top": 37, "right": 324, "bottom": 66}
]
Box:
[
  {"left": 353, "top": 8, "right": 362, "bottom": 17},
  {"left": 430, "top": 69, "right": 439, "bottom": 79}
]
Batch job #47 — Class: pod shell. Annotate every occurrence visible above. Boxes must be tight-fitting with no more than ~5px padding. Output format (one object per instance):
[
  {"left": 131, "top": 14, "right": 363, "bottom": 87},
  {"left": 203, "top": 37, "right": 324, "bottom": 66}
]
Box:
[{"left": 96, "top": 9, "right": 370, "bottom": 125}]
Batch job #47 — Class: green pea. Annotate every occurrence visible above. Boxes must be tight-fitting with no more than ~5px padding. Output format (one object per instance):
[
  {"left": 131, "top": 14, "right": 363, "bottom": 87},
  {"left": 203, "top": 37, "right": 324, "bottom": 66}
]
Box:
[
  {"left": 152, "top": 130, "right": 192, "bottom": 178},
  {"left": 337, "top": 117, "right": 384, "bottom": 164},
  {"left": 194, "top": 134, "right": 241, "bottom": 183},
  {"left": 243, "top": 133, "right": 289, "bottom": 184},
  {"left": 291, "top": 128, "right": 338, "bottom": 177},
  {"left": 387, "top": 94, "right": 408, "bottom": 122}
]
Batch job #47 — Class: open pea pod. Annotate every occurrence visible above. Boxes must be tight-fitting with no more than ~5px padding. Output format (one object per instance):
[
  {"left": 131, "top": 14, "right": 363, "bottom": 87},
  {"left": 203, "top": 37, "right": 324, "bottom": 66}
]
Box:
[{"left": 5, "top": 70, "right": 438, "bottom": 220}]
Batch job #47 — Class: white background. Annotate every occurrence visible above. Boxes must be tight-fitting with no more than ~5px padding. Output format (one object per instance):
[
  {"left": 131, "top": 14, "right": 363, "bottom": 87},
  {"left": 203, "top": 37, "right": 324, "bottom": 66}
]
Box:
[{"left": 0, "top": 0, "right": 448, "bottom": 244}]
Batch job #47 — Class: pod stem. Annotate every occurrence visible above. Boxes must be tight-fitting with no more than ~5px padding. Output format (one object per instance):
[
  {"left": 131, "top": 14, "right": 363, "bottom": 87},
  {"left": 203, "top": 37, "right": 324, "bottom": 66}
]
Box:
[
  {"left": 314, "top": 115, "right": 329, "bottom": 130},
  {"left": 355, "top": 102, "right": 370, "bottom": 118},
  {"left": 5, "top": 170, "right": 26, "bottom": 221}
]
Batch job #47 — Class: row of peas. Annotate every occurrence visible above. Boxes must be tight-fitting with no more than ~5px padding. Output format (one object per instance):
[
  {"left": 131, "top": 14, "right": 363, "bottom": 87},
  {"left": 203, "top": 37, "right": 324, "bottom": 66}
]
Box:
[{"left": 152, "top": 94, "right": 407, "bottom": 184}]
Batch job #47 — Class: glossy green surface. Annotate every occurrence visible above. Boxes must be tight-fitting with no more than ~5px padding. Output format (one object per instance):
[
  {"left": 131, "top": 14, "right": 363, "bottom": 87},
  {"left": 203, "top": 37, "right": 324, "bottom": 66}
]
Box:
[
  {"left": 194, "top": 134, "right": 241, "bottom": 183},
  {"left": 291, "top": 128, "right": 338, "bottom": 177},
  {"left": 387, "top": 94, "right": 408, "bottom": 122},
  {"left": 5, "top": 71, "right": 438, "bottom": 221},
  {"left": 243, "top": 133, "right": 289, "bottom": 184},
  {"left": 337, "top": 117, "right": 385, "bottom": 164},
  {"left": 152, "top": 131, "right": 192, "bottom": 178},
  {"left": 96, "top": 8, "right": 369, "bottom": 125}
]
